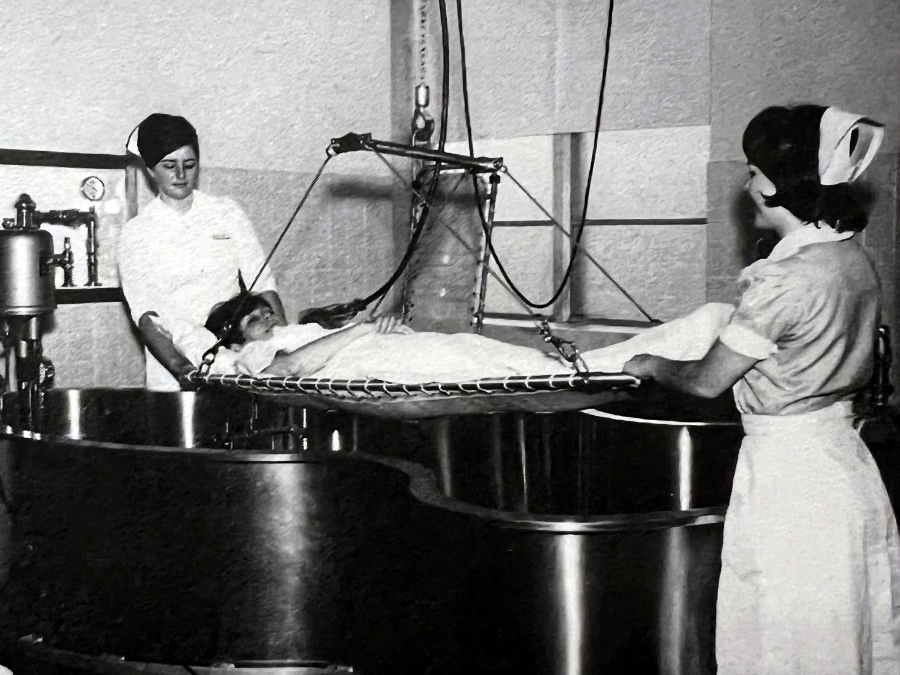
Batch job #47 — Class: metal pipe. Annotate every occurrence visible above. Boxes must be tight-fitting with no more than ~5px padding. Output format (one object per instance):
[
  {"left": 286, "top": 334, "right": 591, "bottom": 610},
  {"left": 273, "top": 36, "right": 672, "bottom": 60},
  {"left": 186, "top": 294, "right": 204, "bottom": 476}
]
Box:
[
  {"left": 33, "top": 205, "right": 101, "bottom": 287},
  {"left": 474, "top": 173, "right": 501, "bottom": 334},
  {"left": 434, "top": 417, "right": 455, "bottom": 498},
  {"left": 873, "top": 326, "right": 893, "bottom": 408},
  {"left": 85, "top": 212, "right": 100, "bottom": 286},
  {"left": 15, "top": 317, "right": 42, "bottom": 430},
  {"left": 516, "top": 414, "right": 530, "bottom": 513},
  {"left": 328, "top": 132, "right": 503, "bottom": 174}
]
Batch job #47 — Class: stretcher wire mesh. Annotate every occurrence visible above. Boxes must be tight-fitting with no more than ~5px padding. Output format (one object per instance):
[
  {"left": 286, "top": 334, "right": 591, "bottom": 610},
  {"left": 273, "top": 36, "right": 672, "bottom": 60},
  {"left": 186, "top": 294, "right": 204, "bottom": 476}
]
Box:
[{"left": 189, "top": 371, "right": 639, "bottom": 400}]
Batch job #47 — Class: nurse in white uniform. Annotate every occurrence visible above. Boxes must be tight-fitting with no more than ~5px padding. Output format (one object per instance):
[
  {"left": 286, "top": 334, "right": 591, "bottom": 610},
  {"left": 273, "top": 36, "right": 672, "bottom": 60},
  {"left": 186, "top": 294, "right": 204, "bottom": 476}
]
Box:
[
  {"left": 118, "top": 113, "right": 287, "bottom": 390},
  {"left": 625, "top": 104, "right": 900, "bottom": 674}
]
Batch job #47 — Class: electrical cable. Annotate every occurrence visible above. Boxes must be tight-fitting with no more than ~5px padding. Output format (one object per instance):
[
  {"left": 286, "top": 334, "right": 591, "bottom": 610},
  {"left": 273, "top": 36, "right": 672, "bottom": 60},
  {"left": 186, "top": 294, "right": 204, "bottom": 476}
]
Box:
[
  {"left": 201, "top": 155, "right": 332, "bottom": 367},
  {"left": 456, "top": 0, "right": 625, "bottom": 313},
  {"left": 202, "top": 0, "right": 458, "bottom": 370},
  {"left": 247, "top": 155, "right": 332, "bottom": 293},
  {"left": 355, "top": 0, "right": 454, "bottom": 314},
  {"left": 501, "top": 167, "right": 655, "bottom": 321}
]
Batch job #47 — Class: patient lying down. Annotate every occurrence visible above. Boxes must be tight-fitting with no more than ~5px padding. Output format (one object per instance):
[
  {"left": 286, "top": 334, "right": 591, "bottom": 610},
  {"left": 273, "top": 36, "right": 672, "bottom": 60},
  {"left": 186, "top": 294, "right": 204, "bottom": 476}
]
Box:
[
  {"left": 204, "top": 294, "right": 569, "bottom": 383},
  {"left": 200, "top": 293, "right": 736, "bottom": 384}
]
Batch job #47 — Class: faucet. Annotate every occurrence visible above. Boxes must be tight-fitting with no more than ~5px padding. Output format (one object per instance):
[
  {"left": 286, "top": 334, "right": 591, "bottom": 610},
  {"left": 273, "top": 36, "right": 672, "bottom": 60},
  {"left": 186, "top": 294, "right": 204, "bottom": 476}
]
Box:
[
  {"left": 6, "top": 194, "right": 101, "bottom": 286},
  {"left": 42, "top": 237, "right": 75, "bottom": 288}
]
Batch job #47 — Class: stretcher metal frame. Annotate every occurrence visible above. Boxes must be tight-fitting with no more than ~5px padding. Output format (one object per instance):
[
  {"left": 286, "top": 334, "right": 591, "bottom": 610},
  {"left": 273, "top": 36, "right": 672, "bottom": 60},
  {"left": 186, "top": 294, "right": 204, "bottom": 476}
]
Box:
[{"left": 188, "top": 370, "right": 641, "bottom": 419}]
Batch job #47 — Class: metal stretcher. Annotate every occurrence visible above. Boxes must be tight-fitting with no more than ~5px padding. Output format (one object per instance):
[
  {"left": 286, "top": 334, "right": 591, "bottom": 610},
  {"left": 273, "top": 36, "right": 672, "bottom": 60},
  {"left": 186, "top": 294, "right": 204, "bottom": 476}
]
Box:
[{"left": 188, "top": 370, "right": 641, "bottom": 419}]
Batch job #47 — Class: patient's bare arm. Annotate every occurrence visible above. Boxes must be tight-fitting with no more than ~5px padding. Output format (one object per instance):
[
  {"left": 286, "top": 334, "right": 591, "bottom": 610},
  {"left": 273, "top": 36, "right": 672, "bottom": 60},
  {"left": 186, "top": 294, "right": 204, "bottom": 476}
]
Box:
[
  {"left": 261, "top": 316, "right": 403, "bottom": 378},
  {"left": 262, "top": 323, "right": 375, "bottom": 377}
]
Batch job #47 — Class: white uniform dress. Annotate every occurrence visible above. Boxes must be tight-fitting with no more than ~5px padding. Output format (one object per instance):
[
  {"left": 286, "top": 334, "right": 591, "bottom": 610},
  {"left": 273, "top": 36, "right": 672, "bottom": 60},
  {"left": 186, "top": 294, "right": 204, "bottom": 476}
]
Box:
[
  {"left": 715, "top": 226, "right": 900, "bottom": 674},
  {"left": 118, "top": 190, "right": 278, "bottom": 390}
]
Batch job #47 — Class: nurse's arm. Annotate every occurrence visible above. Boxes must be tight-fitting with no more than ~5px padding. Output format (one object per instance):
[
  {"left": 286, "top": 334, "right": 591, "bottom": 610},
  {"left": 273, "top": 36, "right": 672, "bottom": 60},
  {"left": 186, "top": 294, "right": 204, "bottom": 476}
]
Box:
[
  {"left": 261, "top": 322, "right": 379, "bottom": 378},
  {"left": 623, "top": 339, "right": 759, "bottom": 399},
  {"left": 260, "top": 290, "right": 288, "bottom": 326},
  {"left": 137, "top": 312, "right": 196, "bottom": 384}
]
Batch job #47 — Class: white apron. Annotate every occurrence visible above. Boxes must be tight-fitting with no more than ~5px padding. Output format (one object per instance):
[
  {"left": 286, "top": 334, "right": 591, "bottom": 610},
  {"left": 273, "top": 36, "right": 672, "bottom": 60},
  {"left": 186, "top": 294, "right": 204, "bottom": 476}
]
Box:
[{"left": 716, "top": 402, "right": 900, "bottom": 674}]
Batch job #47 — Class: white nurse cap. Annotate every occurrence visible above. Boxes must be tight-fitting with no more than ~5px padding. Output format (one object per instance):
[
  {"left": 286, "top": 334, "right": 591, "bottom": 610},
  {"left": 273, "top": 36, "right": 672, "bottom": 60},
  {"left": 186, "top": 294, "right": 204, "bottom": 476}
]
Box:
[{"left": 818, "top": 107, "right": 884, "bottom": 185}]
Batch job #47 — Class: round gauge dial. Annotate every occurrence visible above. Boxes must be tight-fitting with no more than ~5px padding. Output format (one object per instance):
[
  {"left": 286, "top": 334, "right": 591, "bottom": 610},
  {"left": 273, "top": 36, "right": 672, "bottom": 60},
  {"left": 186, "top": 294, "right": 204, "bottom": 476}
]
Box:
[{"left": 80, "top": 176, "right": 106, "bottom": 201}]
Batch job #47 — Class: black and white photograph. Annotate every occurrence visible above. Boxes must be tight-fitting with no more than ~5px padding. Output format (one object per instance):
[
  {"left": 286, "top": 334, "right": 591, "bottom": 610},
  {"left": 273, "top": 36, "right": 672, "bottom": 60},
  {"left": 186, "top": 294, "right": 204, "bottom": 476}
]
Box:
[{"left": 0, "top": 1, "right": 898, "bottom": 673}]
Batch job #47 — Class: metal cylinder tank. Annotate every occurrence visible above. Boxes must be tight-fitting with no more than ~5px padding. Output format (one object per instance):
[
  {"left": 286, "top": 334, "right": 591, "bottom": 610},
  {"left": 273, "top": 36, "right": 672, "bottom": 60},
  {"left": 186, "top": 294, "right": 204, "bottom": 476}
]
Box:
[
  {"left": 0, "top": 388, "right": 744, "bottom": 675},
  {"left": 0, "top": 229, "right": 56, "bottom": 316}
]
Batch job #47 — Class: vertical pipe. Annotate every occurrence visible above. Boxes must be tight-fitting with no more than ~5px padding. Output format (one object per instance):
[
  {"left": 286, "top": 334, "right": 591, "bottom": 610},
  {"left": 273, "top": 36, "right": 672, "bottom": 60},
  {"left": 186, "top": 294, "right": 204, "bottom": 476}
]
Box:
[
  {"left": 65, "top": 389, "right": 82, "bottom": 440},
  {"left": 473, "top": 174, "right": 500, "bottom": 334},
  {"left": 556, "top": 534, "right": 586, "bottom": 675},
  {"left": 516, "top": 414, "right": 529, "bottom": 513},
  {"left": 658, "top": 527, "right": 691, "bottom": 675},
  {"left": 677, "top": 427, "right": 693, "bottom": 511},
  {"left": 284, "top": 406, "right": 296, "bottom": 452},
  {"left": 490, "top": 415, "right": 506, "bottom": 509},
  {"left": 85, "top": 213, "right": 100, "bottom": 286},
  {"left": 551, "top": 134, "right": 573, "bottom": 322},
  {"left": 351, "top": 415, "right": 360, "bottom": 454},
  {"left": 179, "top": 392, "right": 196, "bottom": 449},
  {"left": 434, "top": 417, "right": 454, "bottom": 498},
  {"left": 658, "top": 428, "right": 696, "bottom": 674},
  {"left": 576, "top": 418, "right": 586, "bottom": 514},
  {"left": 542, "top": 416, "right": 554, "bottom": 506}
]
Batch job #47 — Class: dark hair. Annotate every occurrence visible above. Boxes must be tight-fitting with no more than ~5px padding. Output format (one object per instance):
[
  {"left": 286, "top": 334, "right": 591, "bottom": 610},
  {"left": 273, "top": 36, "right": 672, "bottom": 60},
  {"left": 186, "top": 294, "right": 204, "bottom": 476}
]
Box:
[
  {"left": 742, "top": 104, "right": 868, "bottom": 232},
  {"left": 205, "top": 293, "right": 272, "bottom": 347},
  {"left": 137, "top": 113, "right": 200, "bottom": 169}
]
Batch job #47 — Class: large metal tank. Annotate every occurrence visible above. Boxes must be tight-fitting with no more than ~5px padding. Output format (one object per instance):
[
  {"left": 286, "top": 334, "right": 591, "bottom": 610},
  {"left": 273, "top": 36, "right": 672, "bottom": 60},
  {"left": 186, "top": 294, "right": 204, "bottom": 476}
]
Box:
[{"left": 0, "top": 387, "right": 743, "bottom": 674}]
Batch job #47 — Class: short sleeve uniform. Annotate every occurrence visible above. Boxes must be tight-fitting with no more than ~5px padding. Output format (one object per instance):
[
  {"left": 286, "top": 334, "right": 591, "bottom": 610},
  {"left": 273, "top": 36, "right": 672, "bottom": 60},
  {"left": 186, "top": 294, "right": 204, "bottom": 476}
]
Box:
[
  {"left": 719, "top": 234, "right": 880, "bottom": 415},
  {"left": 712, "top": 230, "right": 900, "bottom": 675}
]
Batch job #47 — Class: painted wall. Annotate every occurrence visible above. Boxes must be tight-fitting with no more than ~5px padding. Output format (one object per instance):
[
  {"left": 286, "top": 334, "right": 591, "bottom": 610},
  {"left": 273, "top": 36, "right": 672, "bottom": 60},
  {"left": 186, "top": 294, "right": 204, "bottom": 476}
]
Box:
[
  {"left": 435, "top": 0, "right": 710, "bottom": 140},
  {"left": 5, "top": 0, "right": 899, "bottom": 388},
  {"left": 0, "top": 0, "right": 393, "bottom": 173},
  {"left": 417, "top": 0, "right": 713, "bottom": 324}
]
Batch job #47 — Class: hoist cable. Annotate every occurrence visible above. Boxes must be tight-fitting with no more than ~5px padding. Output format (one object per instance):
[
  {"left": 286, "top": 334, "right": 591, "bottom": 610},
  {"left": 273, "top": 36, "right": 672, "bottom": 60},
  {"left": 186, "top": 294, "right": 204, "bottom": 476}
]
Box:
[
  {"left": 501, "top": 168, "right": 655, "bottom": 322},
  {"left": 456, "top": 0, "right": 632, "bottom": 315}
]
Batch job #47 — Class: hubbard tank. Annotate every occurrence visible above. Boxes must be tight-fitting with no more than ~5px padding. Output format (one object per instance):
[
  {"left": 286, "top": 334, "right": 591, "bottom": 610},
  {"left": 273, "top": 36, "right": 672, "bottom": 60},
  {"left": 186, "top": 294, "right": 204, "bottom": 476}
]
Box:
[{"left": 0, "top": 385, "right": 744, "bottom": 675}]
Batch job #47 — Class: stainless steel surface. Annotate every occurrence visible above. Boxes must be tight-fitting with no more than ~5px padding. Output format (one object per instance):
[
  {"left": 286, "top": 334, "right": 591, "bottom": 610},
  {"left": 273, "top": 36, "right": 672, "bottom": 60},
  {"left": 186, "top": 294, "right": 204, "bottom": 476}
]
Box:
[
  {"left": 0, "top": 390, "right": 409, "bottom": 669},
  {"left": 0, "top": 388, "right": 744, "bottom": 675},
  {"left": 0, "top": 228, "right": 56, "bottom": 317}
]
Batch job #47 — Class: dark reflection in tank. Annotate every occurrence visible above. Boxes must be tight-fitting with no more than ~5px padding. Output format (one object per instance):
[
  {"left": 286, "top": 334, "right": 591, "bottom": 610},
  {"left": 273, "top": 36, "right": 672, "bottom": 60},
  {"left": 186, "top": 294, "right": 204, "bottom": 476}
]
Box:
[{"left": 0, "top": 388, "right": 742, "bottom": 675}]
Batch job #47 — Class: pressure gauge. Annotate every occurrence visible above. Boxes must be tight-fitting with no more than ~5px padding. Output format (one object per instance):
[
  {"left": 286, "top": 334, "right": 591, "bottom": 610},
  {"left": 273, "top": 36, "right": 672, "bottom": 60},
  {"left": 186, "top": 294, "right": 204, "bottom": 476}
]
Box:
[{"left": 80, "top": 176, "right": 106, "bottom": 201}]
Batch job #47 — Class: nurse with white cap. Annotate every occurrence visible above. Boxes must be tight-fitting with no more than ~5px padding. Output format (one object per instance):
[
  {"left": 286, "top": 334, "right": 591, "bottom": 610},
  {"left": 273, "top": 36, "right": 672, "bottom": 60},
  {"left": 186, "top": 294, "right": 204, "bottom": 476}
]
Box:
[{"left": 625, "top": 104, "right": 899, "bottom": 674}]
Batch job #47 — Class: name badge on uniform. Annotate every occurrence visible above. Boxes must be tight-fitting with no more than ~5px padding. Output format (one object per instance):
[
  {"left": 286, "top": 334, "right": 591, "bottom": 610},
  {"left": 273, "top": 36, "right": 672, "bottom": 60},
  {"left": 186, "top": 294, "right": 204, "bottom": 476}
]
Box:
[{"left": 212, "top": 234, "right": 231, "bottom": 240}]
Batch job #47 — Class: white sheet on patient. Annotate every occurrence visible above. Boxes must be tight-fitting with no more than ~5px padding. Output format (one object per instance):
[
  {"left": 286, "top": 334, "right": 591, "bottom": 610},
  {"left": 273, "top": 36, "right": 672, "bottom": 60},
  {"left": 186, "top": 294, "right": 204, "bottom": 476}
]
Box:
[
  {"left": 315, "top": 332, "right": 569, "bottom": 383},
  {"left": 580, "top": 302, "right": 736, "bottom": 373},
  {"left": 229, "top": 302, "right": 735, "bottom": 382}
]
